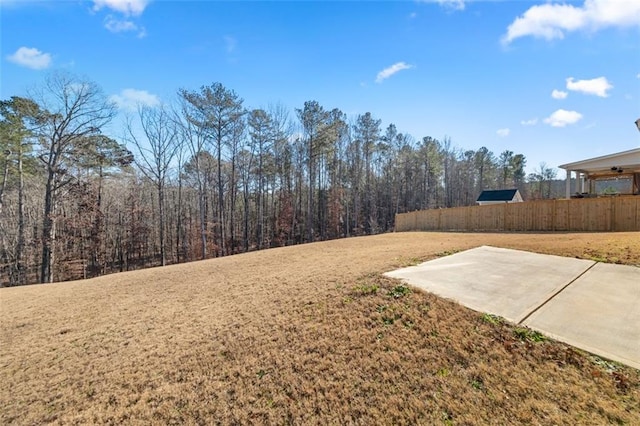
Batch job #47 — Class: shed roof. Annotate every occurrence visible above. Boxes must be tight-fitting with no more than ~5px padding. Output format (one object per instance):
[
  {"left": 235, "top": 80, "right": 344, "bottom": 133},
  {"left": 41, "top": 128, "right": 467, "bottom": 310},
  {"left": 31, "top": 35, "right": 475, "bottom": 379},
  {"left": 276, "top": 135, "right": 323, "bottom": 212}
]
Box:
[
  {"left": 476, "top": 189, "right": 519, "bottom": 202},
  {"left": 558, "top": 148, "right": 640, "bottom": 176}
]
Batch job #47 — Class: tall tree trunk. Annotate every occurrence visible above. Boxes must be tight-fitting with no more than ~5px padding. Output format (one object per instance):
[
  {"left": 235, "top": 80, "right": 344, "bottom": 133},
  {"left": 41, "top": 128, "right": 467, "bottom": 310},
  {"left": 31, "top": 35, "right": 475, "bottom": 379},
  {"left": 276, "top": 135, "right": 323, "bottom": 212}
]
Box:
[
  {"left": 307, "top": 136, "right": 314, "bottom": 242},
  {"left": 158, "top": 182, "right": 166, "bottom": 266},
  {"left": 257, "top": 154, "right": 263, "bottom": 250},
  {"left": 176, "top": 175, "right": 182, "bottom": 263},
  {"left": 0, "top": 154, "right": 8, "bottom": 216},
  {"left": 229, "top": 154, "right": 236, "bottom": 254},
  {"left": 243, "top": 182, "right": 250, "bottom": 252},
  {"left": 199, "top": 181, "right": 207, "bottom": 259},
  {"left": 90, "top": 166, "right": 104, "bottom": 277},
  {"left": 16, "top": 146, "right": 25, "bottom": 284},
  {"left": 216, "top": 133, "right": 225, "bottom": 257},
  {"left": 41, "top": 171, "right": 56, "bottom": 283}
]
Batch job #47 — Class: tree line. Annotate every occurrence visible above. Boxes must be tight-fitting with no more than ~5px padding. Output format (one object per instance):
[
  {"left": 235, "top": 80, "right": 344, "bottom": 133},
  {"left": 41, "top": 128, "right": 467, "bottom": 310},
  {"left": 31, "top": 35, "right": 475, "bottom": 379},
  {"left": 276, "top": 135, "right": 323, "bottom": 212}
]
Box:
[{"left": 0, "top": 72, "right": 559, "bottom": 286}]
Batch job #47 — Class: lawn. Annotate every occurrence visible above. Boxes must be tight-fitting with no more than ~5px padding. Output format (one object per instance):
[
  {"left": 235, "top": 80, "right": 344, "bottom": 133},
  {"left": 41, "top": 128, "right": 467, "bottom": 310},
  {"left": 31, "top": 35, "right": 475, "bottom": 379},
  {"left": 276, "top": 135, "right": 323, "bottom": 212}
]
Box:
[{"left": 1, "top": 232, "right": 639, "bottom": 424}]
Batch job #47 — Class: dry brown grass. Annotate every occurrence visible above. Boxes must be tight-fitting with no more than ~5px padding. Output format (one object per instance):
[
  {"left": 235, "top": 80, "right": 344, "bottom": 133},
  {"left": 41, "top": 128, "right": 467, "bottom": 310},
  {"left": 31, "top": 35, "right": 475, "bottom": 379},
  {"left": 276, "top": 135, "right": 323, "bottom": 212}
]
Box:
[{"left": 1, "top": 232, "right": 639, "bottom": 425}]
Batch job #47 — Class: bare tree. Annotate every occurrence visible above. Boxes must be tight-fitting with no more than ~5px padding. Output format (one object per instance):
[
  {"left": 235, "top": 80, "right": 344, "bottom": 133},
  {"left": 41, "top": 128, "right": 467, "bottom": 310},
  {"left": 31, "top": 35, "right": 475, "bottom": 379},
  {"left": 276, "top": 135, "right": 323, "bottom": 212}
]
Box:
[
  {"left": 227, "top": 112, "right": 246, "bottom": 254},
  {"left": 127, "top": 104, "right": 179, "bottom": 267},
  {"left": 248, "top": 109, "right": 274, "bottom": 249},
  {"left": 176, "top": 98, "right": 210, "bottom": 259},
  {"left": 34, "top": 72, "right": 116, "bottom": 283},
  {"left": 171, "top": 113, "right": 189, "bottom": 264},
  {"left": 238, "top": 140, "right": 255, "bottom": 252},
  {"left": 269, "top": 103, "right": 294, "bottom": 245},
  {"left": 528, "top": 162, "right": 557, "bottom": 199},
  {"left": 75, "top": 135, "right": 133, "bottom": 275}
]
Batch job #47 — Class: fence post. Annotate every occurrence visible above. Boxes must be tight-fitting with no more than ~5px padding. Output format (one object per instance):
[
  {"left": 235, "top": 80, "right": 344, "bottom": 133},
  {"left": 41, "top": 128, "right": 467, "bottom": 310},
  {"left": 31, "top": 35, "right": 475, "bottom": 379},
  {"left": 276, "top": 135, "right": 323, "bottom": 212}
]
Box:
[
  {"left": 502, "top": 203, "right": 507, "bottom": 231},
  {"left": 609, "top": 197, "right": 614, "bottom": 232}
]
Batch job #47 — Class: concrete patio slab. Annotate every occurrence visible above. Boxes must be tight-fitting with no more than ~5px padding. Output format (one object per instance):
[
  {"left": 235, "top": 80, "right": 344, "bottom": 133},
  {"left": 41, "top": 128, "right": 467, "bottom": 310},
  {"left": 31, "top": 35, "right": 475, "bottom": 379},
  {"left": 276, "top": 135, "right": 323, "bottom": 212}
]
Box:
[
  {"left": 384, "top": 246, "right": 595, "bottom": 323},
  {"left": 385, "top": 246, "right": 640, "bottom": 370},
  {"left": 523, "top": 262, "right": 640, "bottom": 370}
]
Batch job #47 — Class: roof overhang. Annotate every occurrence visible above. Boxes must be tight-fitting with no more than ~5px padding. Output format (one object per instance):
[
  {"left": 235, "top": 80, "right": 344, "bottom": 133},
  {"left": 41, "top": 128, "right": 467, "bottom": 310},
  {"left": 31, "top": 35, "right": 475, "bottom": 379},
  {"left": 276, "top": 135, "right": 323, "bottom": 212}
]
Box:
[{"left": 559, "top": 148, "right": 640, "bottom": 177}]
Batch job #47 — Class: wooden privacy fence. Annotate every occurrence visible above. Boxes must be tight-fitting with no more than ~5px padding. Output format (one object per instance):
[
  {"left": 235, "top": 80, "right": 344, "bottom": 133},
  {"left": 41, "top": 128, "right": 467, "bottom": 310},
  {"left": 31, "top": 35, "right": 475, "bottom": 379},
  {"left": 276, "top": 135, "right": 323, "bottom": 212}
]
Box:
[{"left": 395, "top": 197, "right": 640, "bottom": 232}]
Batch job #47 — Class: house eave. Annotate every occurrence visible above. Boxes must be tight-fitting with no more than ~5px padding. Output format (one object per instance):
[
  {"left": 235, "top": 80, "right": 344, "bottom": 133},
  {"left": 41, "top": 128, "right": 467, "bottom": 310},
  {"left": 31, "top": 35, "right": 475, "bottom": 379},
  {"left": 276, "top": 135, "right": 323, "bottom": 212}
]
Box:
[{"left": 559, "top": 148, "right": 640, "bottom": 173}]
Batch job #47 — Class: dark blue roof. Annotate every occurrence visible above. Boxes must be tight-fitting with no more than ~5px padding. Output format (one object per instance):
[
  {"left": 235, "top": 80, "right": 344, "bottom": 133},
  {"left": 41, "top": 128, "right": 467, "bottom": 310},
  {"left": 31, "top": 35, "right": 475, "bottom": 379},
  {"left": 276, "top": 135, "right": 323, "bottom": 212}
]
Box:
[{"left": 476, "top": 189, "right": 519, "bottom": 202}]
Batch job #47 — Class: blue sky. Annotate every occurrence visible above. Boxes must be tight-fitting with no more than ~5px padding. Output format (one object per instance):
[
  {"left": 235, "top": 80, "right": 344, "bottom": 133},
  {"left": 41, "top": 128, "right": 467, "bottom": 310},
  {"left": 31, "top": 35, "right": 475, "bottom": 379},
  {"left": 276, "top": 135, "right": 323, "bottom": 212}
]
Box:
[{"left": 2, "top": 0, "right": 639, "bottom": 174}]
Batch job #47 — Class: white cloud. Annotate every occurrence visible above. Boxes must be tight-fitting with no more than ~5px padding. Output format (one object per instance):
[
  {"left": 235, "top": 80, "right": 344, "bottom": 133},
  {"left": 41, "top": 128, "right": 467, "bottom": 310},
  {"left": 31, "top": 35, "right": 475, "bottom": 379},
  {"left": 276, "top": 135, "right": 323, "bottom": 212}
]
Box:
[
  {"left": 7, "top": 46, "right": 52, "bottom": 70},
  {"left": 93, "top": 1, "right": 148, "bottom": 37},
  {"left": 551, "top": 89, "right": 568, "bottom": 99},
  {"left": 520, "top": 118, "right": 538, "bottom": 126},
  {"left": 375, "top": 62, "right": 414, "bottom": 83},
  {"left": 502, "top": 0, "right": 640, "bottom": 45},
  {"left": 544, "top": 109, "right": 583, "bottom": 127},
  {"left": 110, "top": 88, "right": 160, "bottom": 111},
  {"left": 93, "top": 0, "right": 149, "bottom": 16},
  {"left": 566, "top": 76, "right": 613, "bottom": 97},
  {"left": 636, "top": 73, "right": 640, "bottom": 79},
  {"left": 497, "top": 128, "right": 510, "bottom": 137},
  {"left": 224, "top": 36, "right": 237, "bottom": 53},
  {"left": 104, "top": 15, "right": 146, "bottom": 37},
  {"left": 105, "top": 16, "right": 135, "bottom": 32},
  {"left": 421, "top": 0, "right": 466, "bottom": 11}
]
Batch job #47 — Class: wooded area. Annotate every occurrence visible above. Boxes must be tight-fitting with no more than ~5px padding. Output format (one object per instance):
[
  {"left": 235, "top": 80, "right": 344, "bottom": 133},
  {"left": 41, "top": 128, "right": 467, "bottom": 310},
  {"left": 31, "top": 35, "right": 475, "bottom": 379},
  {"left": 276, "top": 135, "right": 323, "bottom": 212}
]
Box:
[{"left": 1, "top": 72, "right": 561, "bottom": 286}]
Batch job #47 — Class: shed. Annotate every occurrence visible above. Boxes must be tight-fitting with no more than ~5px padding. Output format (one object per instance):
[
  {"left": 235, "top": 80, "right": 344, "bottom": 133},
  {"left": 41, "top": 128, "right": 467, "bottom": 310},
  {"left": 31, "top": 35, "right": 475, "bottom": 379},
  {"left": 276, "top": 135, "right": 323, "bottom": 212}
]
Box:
[
  {"left": 476, "top": 189, "right": 523, "bottom": 205},
  {"left": 558, "top": 148, "right": 640, "bottom": 199}
]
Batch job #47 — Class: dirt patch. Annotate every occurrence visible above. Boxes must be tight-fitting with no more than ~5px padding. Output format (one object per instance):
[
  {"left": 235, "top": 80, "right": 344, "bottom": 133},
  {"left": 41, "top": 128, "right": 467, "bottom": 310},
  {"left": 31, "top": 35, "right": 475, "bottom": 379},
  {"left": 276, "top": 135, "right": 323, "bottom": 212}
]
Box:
[{"left": 1, "top": 232, "right": 639, "bottom": 424}]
